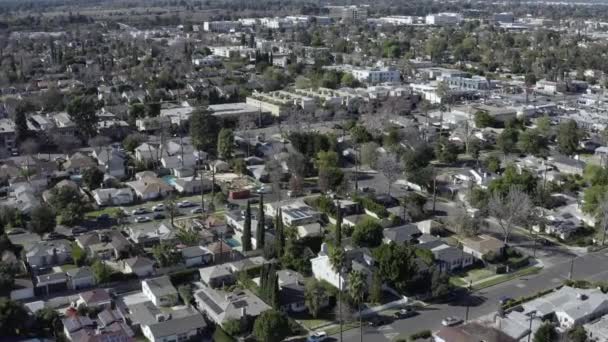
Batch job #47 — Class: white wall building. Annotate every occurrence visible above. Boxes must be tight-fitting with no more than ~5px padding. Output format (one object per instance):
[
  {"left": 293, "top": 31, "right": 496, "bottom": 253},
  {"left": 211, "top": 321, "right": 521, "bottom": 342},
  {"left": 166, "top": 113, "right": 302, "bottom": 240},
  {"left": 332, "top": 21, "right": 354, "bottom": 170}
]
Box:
[{"left": 425, "top": 12, "right": 464, "bottom": 26}]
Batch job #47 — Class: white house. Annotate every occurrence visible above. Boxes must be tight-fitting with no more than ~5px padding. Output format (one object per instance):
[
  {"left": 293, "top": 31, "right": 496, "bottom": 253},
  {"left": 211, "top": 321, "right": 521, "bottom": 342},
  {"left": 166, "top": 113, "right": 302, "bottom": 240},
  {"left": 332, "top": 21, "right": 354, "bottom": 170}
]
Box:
[
  {"left": 66, "top": 267, "right": 96, "bottom": 290},
  {"left": 142, "top": 276, "right": 178, "bottom": 307},
  {"left": 123, "top": 256, "right": 155, "bottom": 277},
  {"left": 92, "top": 188, "right": 134, "bottom": 206},
  {"left": 130, "top": 301, "right": 207, "bottom": 342}
]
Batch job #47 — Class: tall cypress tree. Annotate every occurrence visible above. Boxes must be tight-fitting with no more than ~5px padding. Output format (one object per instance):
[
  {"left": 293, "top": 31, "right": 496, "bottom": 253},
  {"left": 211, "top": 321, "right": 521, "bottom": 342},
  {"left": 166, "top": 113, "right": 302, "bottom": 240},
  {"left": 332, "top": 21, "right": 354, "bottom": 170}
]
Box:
[
  {"left": 335, "top": 203, "right": 342, "bottom": 246},
  {"left": 275, "top": 208, "right": 285, "bottom": 257},
  {"left": 242, "top": 201, "right": 252, "bottom": 252},
  {"left": 256, "top": 194, "right": 265, "bottom": 249},
  {"left": 270, "top": 269, "right": 280, "bottom": 309}
]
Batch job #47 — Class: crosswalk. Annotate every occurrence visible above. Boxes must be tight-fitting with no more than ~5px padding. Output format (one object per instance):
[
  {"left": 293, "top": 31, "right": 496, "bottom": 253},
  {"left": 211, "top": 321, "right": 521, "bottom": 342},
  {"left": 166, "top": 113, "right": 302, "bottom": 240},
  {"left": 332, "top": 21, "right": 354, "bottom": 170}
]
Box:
[{"left": 377, "top": 325, "right": 399, "bottom": 340}]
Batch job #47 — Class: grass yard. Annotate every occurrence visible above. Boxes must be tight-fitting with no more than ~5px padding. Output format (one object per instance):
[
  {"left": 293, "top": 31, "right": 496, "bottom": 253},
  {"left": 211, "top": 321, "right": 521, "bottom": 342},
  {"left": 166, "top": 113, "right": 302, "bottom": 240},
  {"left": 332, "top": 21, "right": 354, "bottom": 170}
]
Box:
[
  {"left": 450, "top": 268, "right": 495, "bottom": 287},
  {"left": 325, "top": 321, "right": 360, "bottom": 335},
  {"left": 471, "top": 266, "right": 542, "bottom": 291}
]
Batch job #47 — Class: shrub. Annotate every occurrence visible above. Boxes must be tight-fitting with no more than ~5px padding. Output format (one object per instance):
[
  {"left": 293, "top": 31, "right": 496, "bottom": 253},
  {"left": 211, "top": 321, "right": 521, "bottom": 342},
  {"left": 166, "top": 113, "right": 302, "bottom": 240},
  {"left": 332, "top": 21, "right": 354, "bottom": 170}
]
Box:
[
  {"left": 353, "top": 195, "right": 389, "bottom": 218},
  {"left": 169, "top": 269, "right": 199, "bottom": 285},
  {"left": 409, "top": 330, "right": 432, "bottom": 340}
]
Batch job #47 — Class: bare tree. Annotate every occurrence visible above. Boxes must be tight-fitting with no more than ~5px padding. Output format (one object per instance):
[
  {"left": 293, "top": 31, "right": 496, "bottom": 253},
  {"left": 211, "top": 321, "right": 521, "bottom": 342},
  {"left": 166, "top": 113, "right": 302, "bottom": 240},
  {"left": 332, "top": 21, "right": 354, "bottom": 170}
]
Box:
[
  {"left": 52, "top": 133, "right": 81, "bottom": 155},
  {"left": 377, "top": 154, "right": 403, "bottom": 196},
  {"left": 266, "top": 159, "right": 284, "bottom": 201},
  {"left": 88, "top": 135, "right": 111, "bottom": 149},
  {"left": 488, "top": 186, "right": 533, "bottom": 244},
  {"left": 360, "top": 142, "right": 380, "bottom": 168}
]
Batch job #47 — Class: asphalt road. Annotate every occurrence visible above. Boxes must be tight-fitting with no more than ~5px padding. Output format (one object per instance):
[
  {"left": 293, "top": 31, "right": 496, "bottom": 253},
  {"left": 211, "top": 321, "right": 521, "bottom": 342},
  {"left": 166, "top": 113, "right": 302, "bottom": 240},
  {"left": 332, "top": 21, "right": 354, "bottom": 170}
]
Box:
[{"left": 335, "top": 248, "right": 608, "bottom": 341}]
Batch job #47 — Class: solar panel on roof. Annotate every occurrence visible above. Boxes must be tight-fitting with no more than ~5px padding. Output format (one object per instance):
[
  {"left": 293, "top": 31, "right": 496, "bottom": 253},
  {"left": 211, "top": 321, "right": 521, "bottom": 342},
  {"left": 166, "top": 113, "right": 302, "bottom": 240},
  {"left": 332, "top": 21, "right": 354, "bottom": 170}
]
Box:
[
  {"left": 196, "top": 291, "right": 223, "bottom": 315},
  {"left": 232, "top": 300, "right": 248, "bottom": 309}
]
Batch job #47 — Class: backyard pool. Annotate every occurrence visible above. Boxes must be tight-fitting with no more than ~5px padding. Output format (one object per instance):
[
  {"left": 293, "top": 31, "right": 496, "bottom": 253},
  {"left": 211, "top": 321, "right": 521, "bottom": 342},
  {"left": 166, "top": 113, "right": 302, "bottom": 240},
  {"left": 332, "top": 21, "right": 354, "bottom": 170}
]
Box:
[
  {"left": 162, "top": 175, "right": 177, "bottom": 187},
  {"left": 225, "top": 238, "right": 241, "bottom": 248}
]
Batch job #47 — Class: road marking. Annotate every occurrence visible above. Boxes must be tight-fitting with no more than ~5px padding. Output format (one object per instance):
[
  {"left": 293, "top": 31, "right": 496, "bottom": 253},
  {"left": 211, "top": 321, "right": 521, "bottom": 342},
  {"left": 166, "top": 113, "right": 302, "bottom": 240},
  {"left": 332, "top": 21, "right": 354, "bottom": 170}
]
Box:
[
  {"left": 384, "top": 332, "right": 399, "bottom": 340},
  {"left": 551, "top": 278, "right": 562, "bottom": 283},
  {"left": 516, "top": 283, "right": 526, "bottom": 288},
  {"left": 377, "top": 325, "right": 393, "bottom": 331}
]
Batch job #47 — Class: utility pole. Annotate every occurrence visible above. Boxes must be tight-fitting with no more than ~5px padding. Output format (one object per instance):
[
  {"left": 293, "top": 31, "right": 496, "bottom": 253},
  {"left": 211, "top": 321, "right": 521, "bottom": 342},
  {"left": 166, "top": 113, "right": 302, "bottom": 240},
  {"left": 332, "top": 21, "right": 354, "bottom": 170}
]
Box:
[
  {"left": 527, "top": 311, "right": 536, "bottom": 342},
  {"left": 338, "top": 267, "right": 343, "bottom": 342}
]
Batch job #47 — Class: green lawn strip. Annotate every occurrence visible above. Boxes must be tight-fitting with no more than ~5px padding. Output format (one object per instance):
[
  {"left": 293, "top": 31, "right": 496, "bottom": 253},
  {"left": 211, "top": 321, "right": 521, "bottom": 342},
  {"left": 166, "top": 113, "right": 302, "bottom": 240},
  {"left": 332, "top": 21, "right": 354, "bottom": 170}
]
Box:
[
  {"left": 471, "top": 266, "right": 542, "bottom": 291},
  {"left": 297, "top": 318, "right": 333, "bottom": 331},
  {"left": 324, "top": 321, "right": 360, "bottom": 335}
]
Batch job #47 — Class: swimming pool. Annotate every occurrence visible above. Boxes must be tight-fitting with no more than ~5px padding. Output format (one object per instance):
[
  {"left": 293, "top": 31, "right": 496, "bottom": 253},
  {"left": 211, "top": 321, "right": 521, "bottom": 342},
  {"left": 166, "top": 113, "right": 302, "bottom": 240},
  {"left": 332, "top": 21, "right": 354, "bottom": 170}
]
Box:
[
  {"left": 224, "top": 238, "right": 241, "bottom": 248},
  {"left": 162, "top": 175, "right": 177, "bottom": 187}
]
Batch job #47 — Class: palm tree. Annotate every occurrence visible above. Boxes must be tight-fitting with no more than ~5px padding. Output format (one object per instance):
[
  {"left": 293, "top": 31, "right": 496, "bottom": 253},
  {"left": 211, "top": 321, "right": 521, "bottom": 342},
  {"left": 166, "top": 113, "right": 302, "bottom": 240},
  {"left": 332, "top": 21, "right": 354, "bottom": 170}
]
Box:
[{"left": 348, "top": 270, "right": 367, "bottom": 342}]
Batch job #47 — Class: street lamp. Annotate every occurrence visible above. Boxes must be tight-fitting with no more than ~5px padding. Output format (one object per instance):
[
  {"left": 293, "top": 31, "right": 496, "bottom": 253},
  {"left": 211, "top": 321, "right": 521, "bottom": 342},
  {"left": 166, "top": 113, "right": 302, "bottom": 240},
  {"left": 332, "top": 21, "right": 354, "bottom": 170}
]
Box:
[{"left": 527, "top": 311, "right": 537, "bottom": 342}]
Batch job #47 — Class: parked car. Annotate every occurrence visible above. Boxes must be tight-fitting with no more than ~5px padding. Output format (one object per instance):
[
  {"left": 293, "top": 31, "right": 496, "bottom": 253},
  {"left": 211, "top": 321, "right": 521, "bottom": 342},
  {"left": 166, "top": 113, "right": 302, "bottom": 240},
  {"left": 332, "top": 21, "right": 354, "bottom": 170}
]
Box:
[
  {"left": 132, "top": 208, "right": 148, "bottom": 215},
  {"left": 153, "top": 213, "right": 165, "bottom": 220},
  {"left": 177, "top": 201, "right": 195, "bottom": 208},
  {"left": 441, "top": 316, "right": 463, "bottom": 327},
  {"left": 135, "top": 216, "right": 151, "bottom": 223},
  {"left": 97, "top": 213, "right": 111, "bottom": 221},
  {"left": 394, "top": 308, "right": 418, "bottom": 319},
  {"left": 71, "top": 227, "right": 88, "bottom": 235},
  {"left": 152, "top": 204, "right": 165, "bottom": 212},
  {"left": 190, "top": 207, "right": 204, "bottom": 214},
  {"left": 368, "top": 315, "right": 392, "bottom": 327},
  {"left": 306, "top": 331, "right": 328, "bottom": 342}
]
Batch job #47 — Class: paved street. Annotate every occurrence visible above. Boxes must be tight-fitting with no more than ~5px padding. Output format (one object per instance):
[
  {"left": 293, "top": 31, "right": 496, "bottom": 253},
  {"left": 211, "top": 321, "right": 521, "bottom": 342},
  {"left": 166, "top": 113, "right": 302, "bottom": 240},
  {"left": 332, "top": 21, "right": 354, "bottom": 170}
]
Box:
[{"left": 335, "top": 250, "right": 608, "bottom": 341}]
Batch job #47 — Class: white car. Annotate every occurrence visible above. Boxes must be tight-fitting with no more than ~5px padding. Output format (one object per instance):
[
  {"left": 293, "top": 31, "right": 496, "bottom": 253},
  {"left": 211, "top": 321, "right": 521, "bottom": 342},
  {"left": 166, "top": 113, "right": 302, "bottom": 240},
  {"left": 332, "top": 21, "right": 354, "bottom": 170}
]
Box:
[
  {"left": 441, "top": 316, "right": 463, "bottom": 327},
  {"left": 135, "top": 216, "right": 151, "bottom": 223},
  {"left": 190, "top": 207, "right": 204, "bottom": 214},
  {"left": 132, "top": 208, "right": 148, "bottom": 215},
  {"left": 306, "top": 331, "right": 327, "bottom": 342},
  {"left": 152, "top": 204, "right": 165, "bottom": 212},
  {"left": 177, "top": 201, "right": 195, "bottom": 208}
]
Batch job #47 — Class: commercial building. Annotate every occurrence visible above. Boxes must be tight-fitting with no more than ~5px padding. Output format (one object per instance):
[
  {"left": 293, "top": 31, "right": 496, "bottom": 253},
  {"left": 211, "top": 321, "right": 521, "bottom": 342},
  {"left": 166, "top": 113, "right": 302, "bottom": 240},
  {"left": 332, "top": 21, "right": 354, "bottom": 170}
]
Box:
[
  {"left": 209, "top": 46, "right": 256, "bottom": 59},
  {"left": 203, "top": 21, "right": 241, "bottom": 32},
  {"left": 493, "top": 12, "right": 515, "bottom": 24},
  {"left": 327, "top": 5, "right": 368, "bottom": 22},
  {"left": 445, "top": 75, "right": 494, "bottom": 91},
  {"left": 325, "top": 64, "right": 401, "bottom": 84},
  {"left": 425, "top": 12, "right": 464, "bottom": 26},
  {"left": 208, "top": 102, "right": 265, "bottom": 120},
  {"left": 246, "top": 90, "right": 316, "bottom": 116}
]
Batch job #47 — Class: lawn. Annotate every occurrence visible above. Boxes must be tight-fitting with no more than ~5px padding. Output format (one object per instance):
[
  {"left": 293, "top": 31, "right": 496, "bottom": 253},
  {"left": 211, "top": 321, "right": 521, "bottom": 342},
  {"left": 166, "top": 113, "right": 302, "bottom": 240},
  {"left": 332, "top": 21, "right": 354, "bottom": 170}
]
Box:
[
  {"left": 471, "top": 266, "right": 542, "bottom": 291},
  {"left": 60, "top": 264, "right": 78, "bottom": 271},
  {"left": 449, "top": 268, "right": 495, "bottom": 287}
]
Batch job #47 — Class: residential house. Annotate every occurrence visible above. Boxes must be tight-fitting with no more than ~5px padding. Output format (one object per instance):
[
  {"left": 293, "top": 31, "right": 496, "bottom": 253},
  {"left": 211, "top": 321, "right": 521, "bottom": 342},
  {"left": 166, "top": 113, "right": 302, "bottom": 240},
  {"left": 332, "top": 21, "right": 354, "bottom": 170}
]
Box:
[
  {"left": 92, "top": 188, "right": 135, "bottom": 206},
  {"left": 418, "top": 238, "right": 475, "bottom": 273},
  {"left": 461, "top": 234, "right": 506, "bottom": 259},
  {"left": 142, "top": 276, "right": 178, "bottom": 307},
  {"left": 123, "top": 256, "right": 155, "bottom": 277},
  {"left": 207, "top": 240, "right": 236, "bottom": 264},
  {"left": 134, "top": 143, "right": 159, "bottom": 163},
  {"left": 276, "top": 269, "right": 308, "bottom": 313},
  {"left": 63, "top": 152, "right": 98, "bottom": 174},
  {"left": 36, "top": 272, "right": 68, "bottom": 295},
  {"left": 194, "top": 286, "right": 270, "bottom": 327},
  {"left": 77, "top": 289, "right": 112, "bottom": 309},
  {"left": 66, "top": 267, "right": 96, "bottom": 290},
  {"left": 127, "top": 223, "right": 176, "bottom": 247},
  {"left": 127, "top": 176, "right": 174, "bottom": 201},
  {"left": 62, "top": 315, "right": 96, "bottom": 341},
  {"left": 311, "top": 243, "right": 375, "bottom": 290},
  {"left": 550, "top": 155, "right": 586, "bottom": 176},
  {"left": 76, "top": 230, "right": 132, "bottom": 261},
  {"left": 199, "top": 264, "right": 236, "bottom": 288},
  {"left": 129, "top": 301, "right": 206, "bottom": 342},
  {"left": 26, "top": 239, "right": 71, "bottom": 269},
  {"left": 181, "top": 246, "right": 213, "bottom": 267},
  {"left": 93, "top": 147, "right": 126, "bottom": 179},
  {"left": 383, "top": 224, "right": 422, "bottom": 244}
]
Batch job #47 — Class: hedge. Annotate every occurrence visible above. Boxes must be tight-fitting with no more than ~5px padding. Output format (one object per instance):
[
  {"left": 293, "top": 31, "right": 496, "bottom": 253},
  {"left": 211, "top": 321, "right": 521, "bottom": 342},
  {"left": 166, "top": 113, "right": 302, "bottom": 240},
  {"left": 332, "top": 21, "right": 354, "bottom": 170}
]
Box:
[
  {"left": 353, "top": 195, "right": 389, "bottom": 219},
  {"left": 170, "top": 268, "right": 200, "bottom": 285},
  {"left": 409, "top": 330, "right": 432, "bottom": 340}
]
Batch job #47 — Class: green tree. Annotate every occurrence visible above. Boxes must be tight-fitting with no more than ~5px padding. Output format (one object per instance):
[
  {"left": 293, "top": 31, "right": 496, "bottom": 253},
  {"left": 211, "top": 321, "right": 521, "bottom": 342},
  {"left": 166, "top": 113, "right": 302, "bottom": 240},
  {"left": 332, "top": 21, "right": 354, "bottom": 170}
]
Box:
[
  {"left": 252, "top": 310, "right": 290, "bottom": 342},
  {"left": 533, "top": 323, "right": 557, "bottom": 342},
  {"left": 91, "top": 260, "right": 112, "bottom": 284},
  {"left": 35, "top": 307, "right": 61, "bottom": 337},
  {"left": 66, "top": 95, "right": 99, "bottom": 138},
  {"left": 497, "top": 127, "right": 519, "bottom": 156},
  {"left": 30, "top": 205, "right": 56, "bottom": 237},
  {"left": 474, "top": 111, "right": 495, "bottom": 128},
  {"left": 484, "top": 154, "right": 501, "bottom": 173},
  {"left": 274, "top": 209, "right": 285, "bottom": 258},
  {"left": 72, "top": 243, "right": 87, "bottom": 266},
  {"left": 316, "top": 150, "right": 339, "bottom": 169},
  {"left": 242, "top": 201, "right": 252, "bottom": 252},
  {"left": 370, "top": 271, "right": 383, "bottom": 304},
  {"left": 14, "top": 106, "right": 29, "bottom": 143},
  {"left": 152, "top": 243, "right": 182, "bottom": 267},
  {"left": 256, "top": 195, "right": 265, "bottom": 250},
  {"left": 518, "top": 129, "right": 547, "bottom": 156},
  {"left": 318, "top": 166, "right": 344, "bottom": 193},
  {"left": 128, "top": 102, "right": 145, "bottom": 125},
  {"left": 122, "top": 133, "right": 147, "bottom": 152},
  {"left": 350, "top": 125, "right": 372, "bottom": 144},
  {"left": 373, "top": 243, "right": 417, "bottom": 294},
  {"left": 190, "top": 108, "right": 219, "bottom": 154},
  {"left": 0, "top": 298, "right": 28, "bottom": 336},
  {"left": 352, "top": 217, "right": 383, "bottom": 248},
  {"left": 48, "top": 187, "right": 87, "bottom": 226},
  {"left": 536, "top": 116, "right": 552, "bottom": 137},
  {"left": 435, "top": 137, "right": 459, "bottom": 164},
  {"left": 217, "top": 128, "right": 235, "bottom": 160},
  {"left": 82, "top": 167, "right": 104, "bottom": 190},
  {"left": 348, "top": 270, "right": 367, "bottom": 338},
  {"left": 178, "top": 284, "right": 193, "bottom": 305},
  {"left": 341, "top": 73, "right": 360, "bottom": 88},
  {"left": 0, "top": 263, "right": 17, "bottom": 296},
  {"left": 304, "top": 279, "right": 328, "bottom": 318},
  {"left": 557, "top": 119, "right": 581, "bottom": 155},
  {"left": 568, "top": 325, "right": 588, "bottom": 342}
]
